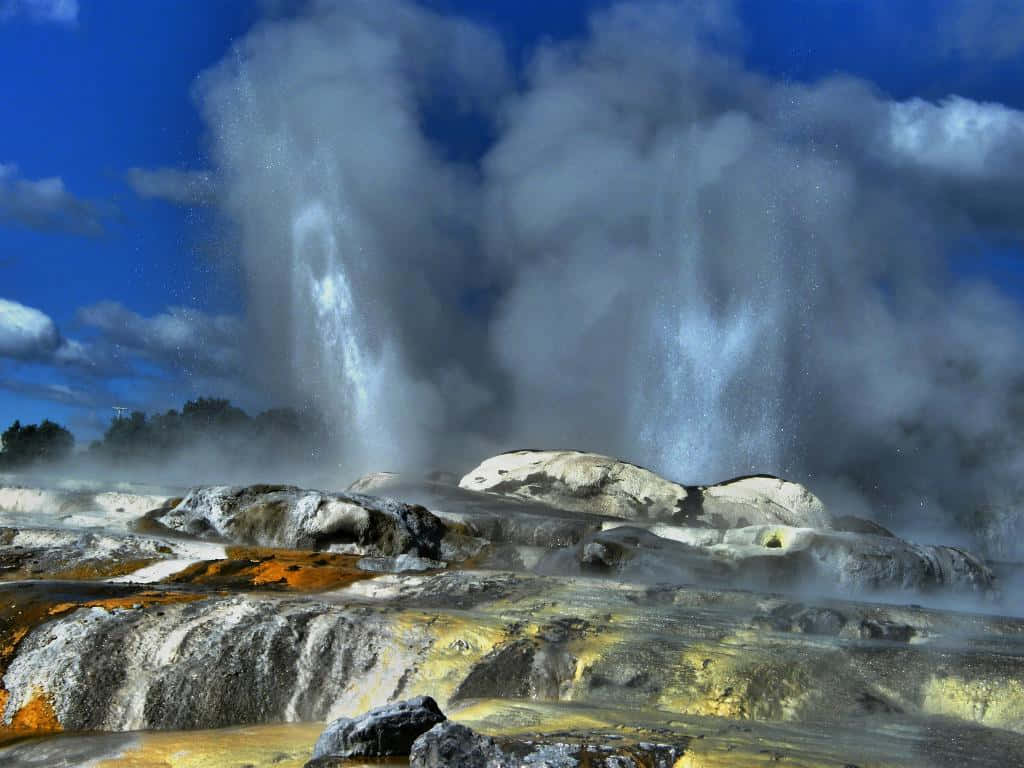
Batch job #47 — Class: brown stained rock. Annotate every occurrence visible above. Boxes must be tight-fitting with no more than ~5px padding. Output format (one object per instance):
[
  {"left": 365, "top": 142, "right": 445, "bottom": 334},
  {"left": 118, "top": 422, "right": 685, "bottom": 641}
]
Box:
[
  {"left": 0, "top": 687, "right": 62, "bottom": 745},
  {"left": 165, "top": 547, "right": 379, "bottom": 592},
  {"left": 0, "top": 584, "right": 207, "bottom": 744},
  {"left": 0, "top": 556, "right": 160, "bottom": 583}
]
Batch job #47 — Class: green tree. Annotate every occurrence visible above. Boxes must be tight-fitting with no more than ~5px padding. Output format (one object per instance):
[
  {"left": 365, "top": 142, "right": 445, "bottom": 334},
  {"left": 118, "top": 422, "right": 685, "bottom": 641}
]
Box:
[
  {"left": 182, "top": 398, "right": 250, "bottom": 431},
  {"left": 99, "top": 411, "right": 150, "bottom": 461},
  {"left": 0, "top": 419, "right": 75, "bottom": 467}
]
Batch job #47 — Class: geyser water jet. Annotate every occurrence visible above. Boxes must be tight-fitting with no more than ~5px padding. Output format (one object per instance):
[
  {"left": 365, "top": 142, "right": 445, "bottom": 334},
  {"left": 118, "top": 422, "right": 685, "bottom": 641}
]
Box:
[{"left": 199, "top": 0, "right": 1024, "bottom": 555}]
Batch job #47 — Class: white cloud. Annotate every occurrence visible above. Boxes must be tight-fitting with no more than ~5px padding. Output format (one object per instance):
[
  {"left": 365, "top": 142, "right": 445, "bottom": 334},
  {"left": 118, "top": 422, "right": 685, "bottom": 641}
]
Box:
[
  {"left": 77, "top": 302, "right": 242, "bottom": 375},
  {"left": 887, "top": 96, "right": 1024, "bottom": 178},
  {"left": 0, "top": 162, "right": 106, "bottom": 236},
  {"left": 0, "top": 298, "right": 247, "bottom": 417},
  {"left": 125, "top": 167, "right": 216, "bottom": 206},
  {"left": 0, "top": 0, "right": 77, "bottom": 24},
  {"left": 0, "top": 377, "right": 100, "bottom": 408},
  {"left": 0, "top": 297, "right": 94, "bottom": 371},
  {"left": 0, "top": 298, "right": 59, "bottom": 360}
]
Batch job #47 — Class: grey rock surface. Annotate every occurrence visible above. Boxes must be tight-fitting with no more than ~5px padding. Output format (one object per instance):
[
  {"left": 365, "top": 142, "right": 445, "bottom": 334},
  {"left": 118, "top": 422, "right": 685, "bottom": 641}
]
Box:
[
  {"left": 151, "top": 485, "right": 445, "bottom": 557},
  {"left": 409, "top": 721, "right": 688, "bottom": 768},
  {"left": 357, "top": 554, "right": 447, "bottom": 573},
  {"left": 752, "top": 602, "right": 849, "bottom": 635},
  {"left": 344, "top": 473, "right": 612, "bottom": 549},
  {"left": 542, "top": 523, "right": 995, "bottom": 596},
  {"left": 3, "top": 567, "right": 1024, "bottom": 750},
  {"left": 312, "top": 696, "right": 446, "bottom": 759},
  {"left": 410, "top": 721, "right": 505, "bottom": 768}
]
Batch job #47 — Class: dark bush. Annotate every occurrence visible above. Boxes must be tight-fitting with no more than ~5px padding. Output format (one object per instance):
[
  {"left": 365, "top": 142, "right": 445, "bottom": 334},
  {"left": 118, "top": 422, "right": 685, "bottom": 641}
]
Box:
[{"left": 0, "top": 419, "right": 75, "bottom": 468}]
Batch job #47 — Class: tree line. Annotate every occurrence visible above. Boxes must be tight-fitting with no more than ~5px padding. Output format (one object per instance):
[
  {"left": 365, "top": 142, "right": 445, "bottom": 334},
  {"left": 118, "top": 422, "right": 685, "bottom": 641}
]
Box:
[{"left": 0, "top": 398, "right": 322, "bottom": 470}]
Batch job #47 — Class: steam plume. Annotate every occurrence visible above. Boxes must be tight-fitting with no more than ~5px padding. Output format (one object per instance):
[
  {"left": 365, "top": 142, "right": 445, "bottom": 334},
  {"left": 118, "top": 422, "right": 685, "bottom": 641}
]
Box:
[{"left": 198, "top": 0, "right": 1024, "bottom": 555}]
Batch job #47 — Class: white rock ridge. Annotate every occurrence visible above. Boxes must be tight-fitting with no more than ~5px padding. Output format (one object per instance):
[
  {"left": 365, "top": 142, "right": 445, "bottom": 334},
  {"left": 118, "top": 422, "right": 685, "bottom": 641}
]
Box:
[
  {"left": 459, "top": 450, "right": 832, "bottom": 529},
  {"left": 459, "top": 450, "right": 692, "bottom": 521},
  {"left": 699, "top": 475, "right": 832, "bottom": 529}
]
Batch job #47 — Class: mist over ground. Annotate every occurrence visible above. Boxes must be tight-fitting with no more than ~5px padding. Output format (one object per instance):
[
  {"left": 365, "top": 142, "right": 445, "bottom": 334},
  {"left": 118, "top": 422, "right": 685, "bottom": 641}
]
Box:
[{"left": 181, "top": 0, "right": 1024, "bottom": 557}]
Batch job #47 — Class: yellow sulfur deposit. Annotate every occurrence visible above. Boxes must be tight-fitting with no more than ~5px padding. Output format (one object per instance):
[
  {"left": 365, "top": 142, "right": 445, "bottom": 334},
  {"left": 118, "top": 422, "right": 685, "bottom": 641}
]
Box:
[{"left": 922, "top": 675, "right": 1024, "bottom": 733}]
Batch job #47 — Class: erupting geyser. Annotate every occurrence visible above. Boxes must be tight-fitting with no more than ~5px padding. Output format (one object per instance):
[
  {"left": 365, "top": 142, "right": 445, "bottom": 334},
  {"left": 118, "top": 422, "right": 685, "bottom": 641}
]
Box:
[
  {"left": 4, "top": 1, "right": 1024, "bottom": 765},
  {"left": 197, "top": 0, "right": 1024, "bottom": 557}
]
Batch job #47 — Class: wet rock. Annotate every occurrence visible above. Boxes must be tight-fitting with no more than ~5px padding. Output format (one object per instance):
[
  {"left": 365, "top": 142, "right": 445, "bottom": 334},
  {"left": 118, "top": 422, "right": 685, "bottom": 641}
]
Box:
[
  {"left": 346, "top": 472, "right": 402, "bottom": 494},
  {"left": 410, "top": 722, "right": 687, "bottom": 768},
  {"left": 303, "top": 759, "right": 347, "bottom": 768},
  {"left": 425, "top": 471, "right": 460, "bottom": 486},
  {"left": 348, "top": 471, "right": 460, "bottom": 493},
  {"left": 340, "top": 569, "right": 530, "bottom": 610},
  {"left": 311, "top": 696, "right": 446, "bottom": 760},
  {"left": 410, "top": 721, "right": 505, "bottom": 768},
  {"left": 789, "top": 606, "right": 848, "bottom": 636},
  {"left": 467, "top": 542, "right": 530, "bottom": 571},
  {"left": 164, "top": 548, "right": 376, "bottom": 592},
  {"left": 0, "top": 525, "right": 223, "bottom": 582},
  {"left": 451, "top": 626, "right": 578, "bottom": 703},
  {"left": 460, "top": 450, "right": 691, "bottom": 522},
  {"left": 713, "top": 526, "right": 995, "bottom": 595},
  {"left": 832, "top": 515, "right": 896, "bottom": 537},
  {"left": 4, "top": 568, "right": 1024, "bottom": 746},
  {"left": 150, "top": 485, "right": 445, "bottom": 558},
  {"left": 357, "top": 554, "right": 447, "bottom": 573},
  {"left": 362, "top": 474, "right": 612, "bottom": 549},
  {"left": 752, "top": 603, "right": 848, "bottom": 636},
  {"left": 453, "top": 639, "right": 537, "bottom": 700},
  {"left": 542, "top": 523, "right": 994, "bottom": 597},
  {"left": 537, "top": 526, "right": 736, "bottom": 584},
  {"left": 860, "top": 619, "right": 916, "bottom": 643},
  {"left": 502, "top": 740, "right": 686, "bottom": 768},
  {"left": 1, "top": 595, "right": 425, "bottom": 732}
]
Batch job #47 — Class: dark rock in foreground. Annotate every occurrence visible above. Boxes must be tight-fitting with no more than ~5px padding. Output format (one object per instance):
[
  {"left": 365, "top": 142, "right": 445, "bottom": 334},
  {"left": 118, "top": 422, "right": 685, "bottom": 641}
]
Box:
[
  {"left": 311, "top": 696, "right": 446, "bottom": 761},
  {"left": 409, "top": 721, "right": 502, "bottom": 768},
  {"left": 409, "top": 719, "right": 687, "bottom": 768}
]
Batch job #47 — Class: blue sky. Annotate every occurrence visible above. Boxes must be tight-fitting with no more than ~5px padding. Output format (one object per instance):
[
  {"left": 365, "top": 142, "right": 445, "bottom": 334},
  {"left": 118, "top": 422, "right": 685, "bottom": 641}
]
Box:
[{"left": 1, "top": 0, "right": 1023, "bottom": 444}]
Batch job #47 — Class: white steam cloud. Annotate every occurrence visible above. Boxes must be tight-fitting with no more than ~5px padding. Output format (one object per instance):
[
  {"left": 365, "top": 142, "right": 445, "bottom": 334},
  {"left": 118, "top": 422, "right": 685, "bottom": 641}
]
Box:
[
  {"left": 125, "top": 167, "right": 216, "bottom": 206},
  {"left": 198, "top": 0, "right": 1024, "bottom": 555}
]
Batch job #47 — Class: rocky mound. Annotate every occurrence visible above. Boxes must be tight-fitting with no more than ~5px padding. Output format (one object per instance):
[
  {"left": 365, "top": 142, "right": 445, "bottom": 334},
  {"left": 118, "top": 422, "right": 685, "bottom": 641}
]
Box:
[
  {"left": 150, "top": 485, "right": 445, "bottom": 558},
  {"left": 460, "top": 450, "right": 832, "bottom": 529},
  {"left": 548, "top": 523, "right": 995, "bottom": 594},
  {"left": 696, "top": 474, "right": 832, "bottom": 529},
  {"left": 459, "top": 450, "right": 692, "bottom": 521}
]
